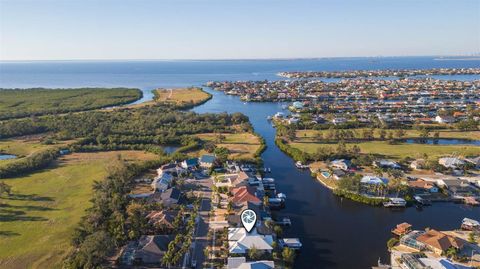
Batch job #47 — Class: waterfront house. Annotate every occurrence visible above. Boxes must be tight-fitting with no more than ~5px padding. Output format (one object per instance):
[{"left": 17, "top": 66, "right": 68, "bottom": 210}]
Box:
[
  {"left": 437, "top": 179, "right": 478, "bottom": 196},
  {"left": 151, "top": 173, "right": 174, "bottom": 192},
  {"left": 400, "top": 253, "right": 468, "bottom": 269},
  {"left": 416, "top": 229, "right": 464, "bottom": 255},
  {"left": 399, "top": 230, "right": 427, "bottom": 250},
  {"left": 330, "top": 159, "right": 351, "bottom": 171},
  {"left": 408, "top": 179, "right": 439, "bottom": 193},
  {"left": 392, "top": 222, "right": 412, "bottom": 236},
  {"left": 228, "top": 228, "right": 274, "bottom": 255},
  {"left": 291, "top": 101, "right": 304, "bottom": 109},
  {"left": 181, "top": 158, "right": 198, "bottom": 169},
  {"left": 361, "top": 175, "right": 389, "bottom": 185},
  {"left": 227, "top": 257, "right": 274, "bottom": 269},
  {"left": 332, "top": 169, "right": 346, "bottom": 180},
  {"left": 287, "top": 117, "right": 300, "bottom": 125},
  {"left": 231, "top": 171, "right": 251, "bottom": 187},
  {"left": 160, "top": 187, "right": 181, "bottom": 207},
  {"left": 199, "top": 154, "right": 216, "bottom": 169},
  {"left": 279, "top": 238, "right": 302, "bottom": 250},
  {"left": 461, "top": 218, "right": 480, "bottom": 231},
  {"left": 231, "top": 186, "right": 261, "bottom": 207}
]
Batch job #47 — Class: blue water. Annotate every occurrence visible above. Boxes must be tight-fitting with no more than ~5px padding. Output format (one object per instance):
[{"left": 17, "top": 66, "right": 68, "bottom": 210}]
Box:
[
  {"left": 0, "top": 154, "right": 17, "bottom": 160},
  {"left": 1, "top": 57, "right": 480, "bottom": 269},
  {"left": 2, "top": 57, "right": 480, "bottom": 103}
]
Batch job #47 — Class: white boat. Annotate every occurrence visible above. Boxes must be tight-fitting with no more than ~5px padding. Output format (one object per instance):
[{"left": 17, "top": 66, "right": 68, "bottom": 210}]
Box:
[
  {"left": 383, "top": 198, "right": 407, "bottom": 208},
  {"left": 279, "top": 238, "right": 302, "bottom": 250},
  {"left": 295, "top": 161, "right": 309, "bottom": 169}
]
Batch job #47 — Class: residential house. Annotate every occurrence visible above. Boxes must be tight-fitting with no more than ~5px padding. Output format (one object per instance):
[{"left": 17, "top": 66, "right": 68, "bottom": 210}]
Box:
[
  {"left": 465, "top": 156, "right": 480, "bottom": 168},
  {"left": 156, "top": 163, "right": 178, "bottom": 176},
  {"left": 146, "top": 210, "right": 177, "bottom": 232},
  {"left": 291, "top": 101, "right": 304, "bottom": 109},
  {"left": 416, "top": 229, "right": 464, "bottom": 255},
  {"left": 331, "top": 117, "right": 347, "bottom": 125},
  {"left": 132, "top": 235, "right": 175, "bottom": 265},
  {"left": 410, "top": 159, "right": 426, "bottom": 170},
  {"left": 230, "top": 171, "right": 251, "bottom": 187},
  {"left": 199, "top": 154, "right": 216, "bottom": 169},
  {"left": 408, "top": 179, "right": 439, "bottom": 193},
  {"left": 160, "top": 187, "right": 181, "bottom": 207},
  {"left": 400, "top": 253, "right": 469, "bottom": 269},
  {"left": 228, "top": 228, "right": 274, "bottom": 255},
  {"left": 461, "top": 218, "right": 480, "bottom": 231},
  {"left": 231, "top": 186, "right": 261, "bottom": 207},
  {"left": 330, "top": 159, "right": 351, "bottom": 171},
  {"left": 435, "top": 115, "right": 456, "bottom": 124},
  {"left": 279, "top": 238, "right": 302, "bottom": 250},
  {"left": 361, "top": 175, "right": 389, "bottom": 185},
  {"left": 331, "top": 169, "right": 346, "bottom": 180},
  {"left": 151, "top": 173, "right": 174, "bottom": 192},
  {"left": 181, "top": 158, "right": 198, "bottom": 169},
  {"left": 374, "top": 159, "right": 401, "bottom": 169},
  {"left": 287, "top": 117, "right": 300, "bottom": 125},
  {"left": 438, "top": 157, "right": 465, "bottom": 169},
  {"left": 227, "top": 257, "right": 274, "bottom": 269},
  {"left": 437, "top": 179, "right": 478, "bottom": 196}
]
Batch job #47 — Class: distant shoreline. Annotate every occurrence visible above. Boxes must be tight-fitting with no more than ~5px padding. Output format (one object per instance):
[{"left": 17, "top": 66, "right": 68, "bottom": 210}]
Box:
[
  {"left": 434, "top": 57, "right": 480, "bottom": 61},
  {"left": 2, "top": 55, "right": 480, "bottom": 63}
]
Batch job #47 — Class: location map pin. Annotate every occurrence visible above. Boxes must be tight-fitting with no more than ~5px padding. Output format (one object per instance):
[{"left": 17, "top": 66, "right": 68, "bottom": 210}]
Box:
[{"left": 241, "top": 209, "right": 257, "bottom": 233}]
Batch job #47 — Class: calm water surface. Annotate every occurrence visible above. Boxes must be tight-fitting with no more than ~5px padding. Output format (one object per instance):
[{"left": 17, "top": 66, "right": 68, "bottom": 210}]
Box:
[
  {"left": 1, "top": 57, "right": 480, "bottom": 268},
  {"left": 0, "top": 154, "right": 17, "bottom": 160}
]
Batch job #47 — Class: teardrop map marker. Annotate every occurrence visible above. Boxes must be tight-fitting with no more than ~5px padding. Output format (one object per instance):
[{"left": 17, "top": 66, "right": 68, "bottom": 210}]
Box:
[{"left": 241, "top": 209, "right": 257, "bottom": 233}]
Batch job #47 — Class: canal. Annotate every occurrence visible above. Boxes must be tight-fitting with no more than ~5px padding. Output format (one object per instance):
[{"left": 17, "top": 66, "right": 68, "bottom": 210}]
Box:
[
  {"left": 3, "top": 57, "right": 480, "bottom": 268},
  {"left": 193, "top": 88, "right": 480, "bottom": 269}
]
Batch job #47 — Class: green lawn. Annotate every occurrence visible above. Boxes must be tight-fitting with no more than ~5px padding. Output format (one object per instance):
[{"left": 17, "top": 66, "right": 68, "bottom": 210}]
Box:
[
  {"left": 0, "top": 88, "right": 142, "bottom": 120},
  {"left": 0, "top": 151, "right": 157, "bottom": 269},
  {"left": 194, "top": 132, "right": 262, "bottom": 159},
  {"left": 153, "top": 87, "right": 211, "bottom": 106},
  {"left": 290, "top": 140, "right": 480, "bottom": 160},
  {"left": 296, "top": 129, "right": 480, "bottom": 141},
  {"left": 0, "top": 136, "right": 73, "bottom": 168}
]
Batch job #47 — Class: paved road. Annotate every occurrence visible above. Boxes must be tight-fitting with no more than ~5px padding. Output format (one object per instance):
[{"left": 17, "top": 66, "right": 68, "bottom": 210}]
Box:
[{"left": 192, "top": 198, "right": 211, "bottom": 268}]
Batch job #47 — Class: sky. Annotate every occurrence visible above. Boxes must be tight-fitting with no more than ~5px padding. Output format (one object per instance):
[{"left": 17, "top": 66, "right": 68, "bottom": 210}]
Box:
[{"left": 0, "top": 0, "right": 479, "bottom": 61}]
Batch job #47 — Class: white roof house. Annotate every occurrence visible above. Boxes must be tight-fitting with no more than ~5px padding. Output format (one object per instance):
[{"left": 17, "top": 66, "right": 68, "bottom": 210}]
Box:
[
  {"left": 228, "top": 228, "right": 274, "bottom": 254},
  {"left": 438, "top": 157, "right": 465, "bottom": 169},
  {"left": 227, "top": 257, "right": 274, "bottom": 269},
  {"left": 361, "top": 175, "right": 389, "bottom": 185},
  {"left": 151, "top": 173, "right": 174, "bottom": 192}
]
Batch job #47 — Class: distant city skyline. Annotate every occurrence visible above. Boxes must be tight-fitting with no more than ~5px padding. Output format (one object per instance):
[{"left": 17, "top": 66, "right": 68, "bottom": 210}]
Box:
[{"left": 0, "top": 0, "right": 479, "bottom": 61}]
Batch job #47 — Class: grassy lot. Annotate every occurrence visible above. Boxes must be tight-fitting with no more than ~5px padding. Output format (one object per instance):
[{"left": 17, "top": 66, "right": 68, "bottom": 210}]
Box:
[
  {"left": 0, "top": 135, "right": 73, "bottom": 168},
  {"left": 153, "top": 87, "right": 211, "bottom": 106},
  {"left": 296, "top": 129, "right": 480, "bottom": 141},
  {"left": 290, "top": 140, "right": 480, "bottom": 160},
  {"left": 194, "top": 133, "right": 262, "bottom": 160},
  {"left": 0, "top": 151, "right": 157, "bottom": 269},
  {"left": 0, "top": 88, "right": 142, "bottom": 120}
]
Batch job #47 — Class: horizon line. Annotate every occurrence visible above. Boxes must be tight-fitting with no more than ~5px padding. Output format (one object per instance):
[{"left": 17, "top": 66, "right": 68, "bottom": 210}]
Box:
[{"left": 1, "top": 54, "right": 480, "bottom": 63}]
